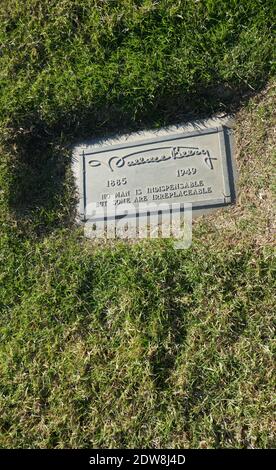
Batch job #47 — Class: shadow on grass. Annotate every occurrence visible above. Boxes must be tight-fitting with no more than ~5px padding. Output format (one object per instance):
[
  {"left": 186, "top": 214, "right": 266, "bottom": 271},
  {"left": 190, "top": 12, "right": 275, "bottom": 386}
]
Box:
[
  {"left": 4, "top": 81, "right": 268, "bottom": 236},
  {"left": 6, "top": 131, "right": 77, "bottom": 236},
  {"left": 139, "top": 254, "right": 194, "bottom": 391}
]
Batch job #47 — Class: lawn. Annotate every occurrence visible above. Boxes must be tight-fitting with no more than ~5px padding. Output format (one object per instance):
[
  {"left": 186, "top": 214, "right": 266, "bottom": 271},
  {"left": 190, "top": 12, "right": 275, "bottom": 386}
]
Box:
[{"left": 0, "top": 0, "right": 275, "bottom": 448}]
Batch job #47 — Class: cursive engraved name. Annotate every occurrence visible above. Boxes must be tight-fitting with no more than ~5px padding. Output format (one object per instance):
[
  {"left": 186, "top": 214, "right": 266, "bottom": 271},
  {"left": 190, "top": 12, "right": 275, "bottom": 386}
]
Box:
[{"left": 88, "top": 146, "right": 217, "bottom": 172}]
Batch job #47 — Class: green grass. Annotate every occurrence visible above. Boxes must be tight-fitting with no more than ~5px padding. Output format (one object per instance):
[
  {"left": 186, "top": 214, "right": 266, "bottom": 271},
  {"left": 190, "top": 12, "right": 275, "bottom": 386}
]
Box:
[
  {"left": 0, "top": 0, "right": 275, "bottom": 135},
  {"left": 0, "top": 0, "right": 275, "bottom": 449}
]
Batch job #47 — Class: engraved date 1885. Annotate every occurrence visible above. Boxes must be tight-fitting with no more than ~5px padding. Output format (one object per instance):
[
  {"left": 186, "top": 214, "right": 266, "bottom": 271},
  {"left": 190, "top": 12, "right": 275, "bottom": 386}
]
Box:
[{"left": 107, "top": 177, "right": 127, "bottom": 187}]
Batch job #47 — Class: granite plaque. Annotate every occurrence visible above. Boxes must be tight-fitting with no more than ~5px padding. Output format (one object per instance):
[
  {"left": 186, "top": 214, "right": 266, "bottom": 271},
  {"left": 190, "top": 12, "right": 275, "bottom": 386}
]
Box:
[{"left": 72, "top": 120, "right": 236, "bottom": 234}]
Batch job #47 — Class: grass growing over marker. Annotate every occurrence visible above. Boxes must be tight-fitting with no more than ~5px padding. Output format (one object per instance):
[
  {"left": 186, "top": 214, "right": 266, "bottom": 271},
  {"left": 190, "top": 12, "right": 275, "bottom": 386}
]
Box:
[{"left": 0, "top": 1, "right": 275, "bottom": 448}]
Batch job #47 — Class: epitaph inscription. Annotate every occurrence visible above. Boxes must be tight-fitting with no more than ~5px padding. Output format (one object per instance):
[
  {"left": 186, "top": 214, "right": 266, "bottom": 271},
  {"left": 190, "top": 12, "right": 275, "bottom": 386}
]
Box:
[{"left": 73, "top": 124, "right": 235, "bottom": 226}]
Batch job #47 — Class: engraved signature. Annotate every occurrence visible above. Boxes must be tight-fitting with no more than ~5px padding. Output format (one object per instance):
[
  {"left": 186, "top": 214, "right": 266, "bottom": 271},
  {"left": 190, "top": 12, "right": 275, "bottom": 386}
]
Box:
[{"left": 88, "top": 146, "right": 217, "bottom": 172}]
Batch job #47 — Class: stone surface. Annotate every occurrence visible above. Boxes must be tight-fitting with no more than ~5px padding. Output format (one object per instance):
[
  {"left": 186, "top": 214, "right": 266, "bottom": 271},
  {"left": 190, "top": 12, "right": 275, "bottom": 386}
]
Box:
[{"left": 72, "top": 118, "right": 236, "bottom": 236}]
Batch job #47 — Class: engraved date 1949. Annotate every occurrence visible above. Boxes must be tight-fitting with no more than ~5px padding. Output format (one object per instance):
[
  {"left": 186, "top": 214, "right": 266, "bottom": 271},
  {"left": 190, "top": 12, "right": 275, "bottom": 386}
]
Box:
[{"left": 177, "top": 167, "right": 197, "bottom": 177}]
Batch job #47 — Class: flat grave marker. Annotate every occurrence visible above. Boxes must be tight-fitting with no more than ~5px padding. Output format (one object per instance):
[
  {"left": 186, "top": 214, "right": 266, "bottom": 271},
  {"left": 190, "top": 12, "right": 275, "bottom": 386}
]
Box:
[{"left": 72, "top": 118, "right": 236, "bottom": 238}]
